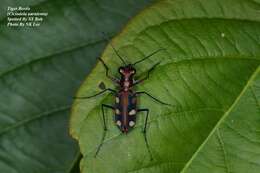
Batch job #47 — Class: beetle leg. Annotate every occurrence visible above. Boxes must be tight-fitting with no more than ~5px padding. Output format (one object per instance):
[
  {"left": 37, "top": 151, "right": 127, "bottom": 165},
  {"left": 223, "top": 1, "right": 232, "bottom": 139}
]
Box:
[
  {"left": 138, "top": 108, "right": 153, "bottom": 160},
  {"left": 95, "top": 104, "right": 114, "bottom": 157},
  {"left": 98, "top": 58, "right": 120, "bottom": 84},
  {"left": 135, "top": 91, "right": 172, "bottom": 106},
  {"left": 134, "top": 62, "right": 160, "bottom": 85},
  {"left": 73, "top": 88, "right": 116, "bottom": 99}
]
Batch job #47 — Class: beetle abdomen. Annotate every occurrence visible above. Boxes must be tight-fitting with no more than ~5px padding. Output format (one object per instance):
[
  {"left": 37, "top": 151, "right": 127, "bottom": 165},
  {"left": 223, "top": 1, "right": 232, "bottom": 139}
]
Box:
[{"left": 115, "top": 90, "right": 137, "bottom": 133}]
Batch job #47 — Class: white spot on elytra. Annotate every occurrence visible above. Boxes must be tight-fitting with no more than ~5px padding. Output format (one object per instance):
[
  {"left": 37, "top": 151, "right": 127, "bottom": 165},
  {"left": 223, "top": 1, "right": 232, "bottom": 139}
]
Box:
[
  {"left": 115, "top": 97, "right": 119, "bottom": 103},
  {"left": 115, "top": 109, "right": 120, "bottom": 114},
  {"left": 129, "top": 109, "right": 136, "bottom": 115},
  {"left": 221, "top": 33, "right": 225, "bottom": 38},
  {"left": 129, "top": 121, "right": 135, "bottom": 127},
  {"left": 116, "top": 120, "right": 121, "bottom": 126}
]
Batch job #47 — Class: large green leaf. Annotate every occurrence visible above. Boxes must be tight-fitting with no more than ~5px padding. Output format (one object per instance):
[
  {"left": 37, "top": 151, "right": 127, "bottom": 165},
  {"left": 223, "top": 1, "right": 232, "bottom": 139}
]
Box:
[
  {"left": 0, "top": 0, "right": 154, "bottom": 172},
  {"left": 70, "top": 0, "right": 260, "bottom": 172},
  {"left": 181, "top": 67, "right": 260, "bottom": 173}
]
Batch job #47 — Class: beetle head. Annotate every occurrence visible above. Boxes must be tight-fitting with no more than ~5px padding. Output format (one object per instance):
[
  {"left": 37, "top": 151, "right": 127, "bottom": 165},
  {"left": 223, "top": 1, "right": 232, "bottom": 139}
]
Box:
[{"left": 118, "top": 64, "right": 136, "bottom": 77}]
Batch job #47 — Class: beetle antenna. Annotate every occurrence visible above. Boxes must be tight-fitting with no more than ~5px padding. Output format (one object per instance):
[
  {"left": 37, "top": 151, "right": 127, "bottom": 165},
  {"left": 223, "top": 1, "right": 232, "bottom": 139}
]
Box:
[
  {"left": 102, "top": 32, "right": 127, "bottom": 65},
  {"left": 133, "top": 48, "right": 166, "bottom": 66}
]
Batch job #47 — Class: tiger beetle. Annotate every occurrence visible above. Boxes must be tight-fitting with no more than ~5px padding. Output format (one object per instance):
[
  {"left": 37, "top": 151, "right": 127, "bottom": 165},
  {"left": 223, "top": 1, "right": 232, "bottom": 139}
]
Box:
[{"left": 75, "top": 34, "right": 171, "bottom": 159}]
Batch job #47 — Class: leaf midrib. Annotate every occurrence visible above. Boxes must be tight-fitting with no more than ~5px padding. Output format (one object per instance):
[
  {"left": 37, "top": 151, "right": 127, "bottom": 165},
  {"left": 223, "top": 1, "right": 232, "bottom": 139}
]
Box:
[
  {"left": 0, "top": 38, "right": 105, "bottom": 78},
  {"left": 0, "top": 104, "right": 71, "bottom": 136},
  {"left": 180, "top": 66, "right": 260, "bottom": 173}
]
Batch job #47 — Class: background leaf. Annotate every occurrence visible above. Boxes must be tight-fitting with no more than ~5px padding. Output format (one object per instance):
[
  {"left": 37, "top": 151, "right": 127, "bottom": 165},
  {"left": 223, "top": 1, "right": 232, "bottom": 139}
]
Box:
[
  {"left": 0, "top": 0, "right": 154, "bottom": 172},
  {"left": 70, "top": 0, "right": 260, "bottom": 172}
]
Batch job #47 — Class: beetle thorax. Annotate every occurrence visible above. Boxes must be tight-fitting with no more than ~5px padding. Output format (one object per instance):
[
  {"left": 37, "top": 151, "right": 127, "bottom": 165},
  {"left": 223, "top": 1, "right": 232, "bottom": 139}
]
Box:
[
  {"left": 118, "top": 65, "right": 136, "bottom": 91},
  {"left": 122, "top": 76, "right": 132, "bottom": 91}
]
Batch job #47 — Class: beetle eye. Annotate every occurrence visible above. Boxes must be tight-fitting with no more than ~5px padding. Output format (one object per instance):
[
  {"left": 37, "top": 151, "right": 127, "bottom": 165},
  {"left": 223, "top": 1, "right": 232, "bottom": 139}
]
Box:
[
  {"left": 131, "top": 70, "right": 136, "bottom": 74},
  {"left": 119, "top": 68, "right": 124, "bottom": 74}
]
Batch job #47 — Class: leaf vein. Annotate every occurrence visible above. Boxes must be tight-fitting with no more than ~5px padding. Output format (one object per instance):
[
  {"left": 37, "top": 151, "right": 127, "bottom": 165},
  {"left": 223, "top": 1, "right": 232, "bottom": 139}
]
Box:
[
  {"left": 0, "top": 105, "right": 71, "bottom": 136},
  {"left": 180, "top": 66, "right": 260, "bottom": 173},
  {"left": 216, "top": 129, "right": 230, "bottom": 173}
]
